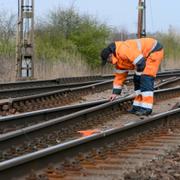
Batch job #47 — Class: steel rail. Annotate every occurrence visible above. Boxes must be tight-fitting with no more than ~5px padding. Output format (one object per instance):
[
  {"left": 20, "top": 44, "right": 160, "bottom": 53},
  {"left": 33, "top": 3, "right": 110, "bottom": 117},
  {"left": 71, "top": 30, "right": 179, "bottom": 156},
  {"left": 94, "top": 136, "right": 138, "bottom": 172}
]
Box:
[
  {"left": 0, "top": 99, "right": 108, "bottom": 134},
  {"left": 0, "top": 106, "right": 179, "bottom": 179},
  {"left": 102, "top": 72, "right": 180, "bottom": 80},
  {"left": 0, "top": 86, "right": 180, "bottom": 152},
  {"left": 1, "top": 76, "right": 107, "bottom": 90},
  {"left": 0, "top": 80, "right": 104, "bottom": 99},
  {"left": 154, "top": 77, "right": 180, "bottom": 89},
  {"left": 0, "top": 70, "right": 180, "bottom": 91},
  {"left": 0, "top": 75, "right": 104, "bottom": 90}
]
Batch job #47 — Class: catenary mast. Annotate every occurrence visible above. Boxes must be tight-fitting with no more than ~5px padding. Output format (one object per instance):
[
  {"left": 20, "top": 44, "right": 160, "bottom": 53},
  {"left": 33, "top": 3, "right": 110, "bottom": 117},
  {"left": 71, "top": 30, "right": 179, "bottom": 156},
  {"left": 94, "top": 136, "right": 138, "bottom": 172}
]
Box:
[
  {"left": 16, "top": 0, "right": 34, "bottom": 80},
  {"left": 137, "top": 0, "right": 146, "bottom": 38}
]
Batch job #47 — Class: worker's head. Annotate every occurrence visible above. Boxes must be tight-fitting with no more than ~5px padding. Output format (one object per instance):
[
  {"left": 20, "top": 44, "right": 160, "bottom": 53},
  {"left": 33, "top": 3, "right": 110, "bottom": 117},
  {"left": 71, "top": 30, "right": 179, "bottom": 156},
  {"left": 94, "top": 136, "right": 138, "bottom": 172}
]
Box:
[{"left": 100, "top": 43, "right": 116, "bottom": 66}]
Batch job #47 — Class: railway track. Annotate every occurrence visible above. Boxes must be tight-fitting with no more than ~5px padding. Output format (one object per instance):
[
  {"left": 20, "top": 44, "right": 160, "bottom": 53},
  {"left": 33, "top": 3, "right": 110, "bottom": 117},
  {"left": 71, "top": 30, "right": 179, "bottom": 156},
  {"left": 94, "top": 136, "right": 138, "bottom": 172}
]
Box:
[
  {"left": 0, "top": 75, "right": 180, "bottom": 116},
  {"left": 0, "top": 99, "right": 108, "bottom": 134},
  {"left": 0, "top": 71, "right": 179, "bottom": 179},
  {"left": 0, "top": 70, "right": 180, "bottom": 100},
  {"left": 103, "top": 70, "right": 180, "bottom": 80},
  {"left": 0, "top": 104, "right": 179, "bottom": 179},
  {"left": 0, "top": 80, "right": 113, "bottom": 116},
  {"left": 0, "top": 76, "right": 105, "bottom": 90},
  {"left": 0, "top": 86, "right": 180, "bottom": 163},
  {"left": 0, "top": 77, "right": 179, "bottom": 134},
  {"left": 0, "top": 80, "right": 104, "bottom": 99}
]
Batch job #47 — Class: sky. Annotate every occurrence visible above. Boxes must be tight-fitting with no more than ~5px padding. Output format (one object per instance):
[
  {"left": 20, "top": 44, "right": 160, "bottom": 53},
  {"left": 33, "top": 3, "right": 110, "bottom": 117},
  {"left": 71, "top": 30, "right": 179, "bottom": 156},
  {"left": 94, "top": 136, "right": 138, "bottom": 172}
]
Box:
[{"left": 1, "top": 0, "right": 180, "bottom": 33}]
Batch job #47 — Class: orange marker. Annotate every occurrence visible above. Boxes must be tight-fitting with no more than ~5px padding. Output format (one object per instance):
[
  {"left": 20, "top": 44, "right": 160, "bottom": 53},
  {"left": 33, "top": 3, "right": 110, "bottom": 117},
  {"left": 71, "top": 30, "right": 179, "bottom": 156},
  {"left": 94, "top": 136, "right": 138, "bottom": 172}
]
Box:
[{"left": 78, "top": 129, "right": 100, "bottom": 137}]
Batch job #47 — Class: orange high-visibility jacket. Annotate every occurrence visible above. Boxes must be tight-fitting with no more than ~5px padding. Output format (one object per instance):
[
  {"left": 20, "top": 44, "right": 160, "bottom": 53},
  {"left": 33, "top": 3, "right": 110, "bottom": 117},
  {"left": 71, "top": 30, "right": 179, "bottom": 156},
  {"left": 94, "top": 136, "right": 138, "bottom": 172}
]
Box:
[{"left": 112, "top": 38, "right": 163, "bottom": 94}]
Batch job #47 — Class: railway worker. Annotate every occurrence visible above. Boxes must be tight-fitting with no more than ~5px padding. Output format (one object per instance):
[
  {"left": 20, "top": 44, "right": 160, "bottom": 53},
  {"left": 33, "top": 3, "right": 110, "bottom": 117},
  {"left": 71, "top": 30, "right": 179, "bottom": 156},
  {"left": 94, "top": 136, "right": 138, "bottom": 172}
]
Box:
[{"left": 100, "top": 37, "right": 164, "bottom": 116}]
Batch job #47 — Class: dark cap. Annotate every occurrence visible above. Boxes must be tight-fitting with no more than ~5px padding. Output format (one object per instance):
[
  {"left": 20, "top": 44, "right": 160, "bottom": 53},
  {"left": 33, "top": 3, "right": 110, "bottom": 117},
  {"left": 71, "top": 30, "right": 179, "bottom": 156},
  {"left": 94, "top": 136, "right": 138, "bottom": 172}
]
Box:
[{"left": 100, "top": 43, "right": 116, "bottom": 66}]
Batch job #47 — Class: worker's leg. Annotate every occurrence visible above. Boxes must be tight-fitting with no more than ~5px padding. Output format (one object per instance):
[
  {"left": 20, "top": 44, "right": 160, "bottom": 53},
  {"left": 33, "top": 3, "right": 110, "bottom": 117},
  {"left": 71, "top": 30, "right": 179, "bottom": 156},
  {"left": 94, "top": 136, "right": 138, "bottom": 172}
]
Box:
[
  {"left": 135, "top": 75, "right": 154, "bottom": 115},
  {"left": 143, "top": 49, "right": 164, "bottom": 77},
  {"left": 135, "top": 49, "right": 164, "bottom": 115},
  {"left": 130, "top": 72, "right": 142, "bottom": 113}
]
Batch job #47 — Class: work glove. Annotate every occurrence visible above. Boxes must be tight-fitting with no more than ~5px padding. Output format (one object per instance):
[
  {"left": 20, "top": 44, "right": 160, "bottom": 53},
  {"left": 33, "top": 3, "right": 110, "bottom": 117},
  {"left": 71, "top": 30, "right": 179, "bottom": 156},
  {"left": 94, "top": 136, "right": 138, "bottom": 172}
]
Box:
[{"left": 136, "top": 57, "right": 146, "bottom": 72}]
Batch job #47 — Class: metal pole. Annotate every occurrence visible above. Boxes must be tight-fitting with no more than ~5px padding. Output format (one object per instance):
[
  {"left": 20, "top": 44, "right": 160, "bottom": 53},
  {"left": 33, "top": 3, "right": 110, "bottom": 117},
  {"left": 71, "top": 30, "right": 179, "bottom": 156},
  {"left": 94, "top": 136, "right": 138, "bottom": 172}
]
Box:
[
  {"left": 16, "top": 0, "right": 34, "bottom": 80},
  {"left": 142, "top": 0, "right": 146, "bottom": 37},
  {"left": 137, "top": 0, "right": 146, "bottom": 38}
]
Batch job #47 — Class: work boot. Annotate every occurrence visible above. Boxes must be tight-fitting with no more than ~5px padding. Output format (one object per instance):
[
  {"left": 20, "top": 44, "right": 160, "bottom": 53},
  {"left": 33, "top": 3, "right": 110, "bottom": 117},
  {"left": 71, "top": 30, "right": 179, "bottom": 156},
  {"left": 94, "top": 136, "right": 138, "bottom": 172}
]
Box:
[
  {"left": 127, "top": 106, "right": 140, "bottom": 114},
  {"left": 135, "top": 108, "right": 152, "bottom": 116}
]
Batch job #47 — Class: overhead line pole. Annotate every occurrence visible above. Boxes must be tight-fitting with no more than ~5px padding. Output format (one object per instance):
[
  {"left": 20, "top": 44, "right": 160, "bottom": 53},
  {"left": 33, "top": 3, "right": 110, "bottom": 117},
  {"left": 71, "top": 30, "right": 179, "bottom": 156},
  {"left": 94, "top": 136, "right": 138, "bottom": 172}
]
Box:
[
  {"left": 137, "top": 0, "right": 146, "bottom": 38},
  {"left": 16, "top": 0, "right": 34, "bottom": 80}
]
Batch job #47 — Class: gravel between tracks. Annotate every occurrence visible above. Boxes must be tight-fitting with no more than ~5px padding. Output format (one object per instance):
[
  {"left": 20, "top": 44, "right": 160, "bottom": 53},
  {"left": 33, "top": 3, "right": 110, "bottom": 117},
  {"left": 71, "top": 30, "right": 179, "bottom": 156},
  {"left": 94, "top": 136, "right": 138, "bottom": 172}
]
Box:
[{"left": 124, "top": 146, "right": 180, "bottom": 180}]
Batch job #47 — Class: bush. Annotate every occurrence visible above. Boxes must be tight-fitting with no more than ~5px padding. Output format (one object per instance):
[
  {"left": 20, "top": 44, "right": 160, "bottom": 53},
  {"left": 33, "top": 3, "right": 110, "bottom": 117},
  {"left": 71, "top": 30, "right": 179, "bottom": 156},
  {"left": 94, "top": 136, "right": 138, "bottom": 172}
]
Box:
[{"left": 35, "top": 6, "right": 110, "bottom": 67}]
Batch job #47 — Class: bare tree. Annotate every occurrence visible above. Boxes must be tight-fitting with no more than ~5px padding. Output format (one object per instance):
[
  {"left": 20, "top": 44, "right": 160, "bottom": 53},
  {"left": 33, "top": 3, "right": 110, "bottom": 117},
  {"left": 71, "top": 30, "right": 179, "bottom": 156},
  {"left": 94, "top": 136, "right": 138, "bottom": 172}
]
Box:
[
  {"left": 47, "top": 6, "right": 81, "bottom": 39},
  {"left": 0, "top": 10, "right": 16, "bottom": 56},
  {"left": 111, "top": 27, "right": 129, "bottom": 41}
]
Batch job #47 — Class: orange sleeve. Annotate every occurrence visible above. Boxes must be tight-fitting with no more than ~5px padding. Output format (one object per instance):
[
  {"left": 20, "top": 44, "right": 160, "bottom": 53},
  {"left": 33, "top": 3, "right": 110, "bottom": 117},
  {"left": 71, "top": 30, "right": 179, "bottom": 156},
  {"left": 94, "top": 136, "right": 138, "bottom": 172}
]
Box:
[
  {"left": 113, "top": 70, "right": 128, "bottom": 94},
  {"left": 114, "top": 72, "right": 128, "bottom": 86}
]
